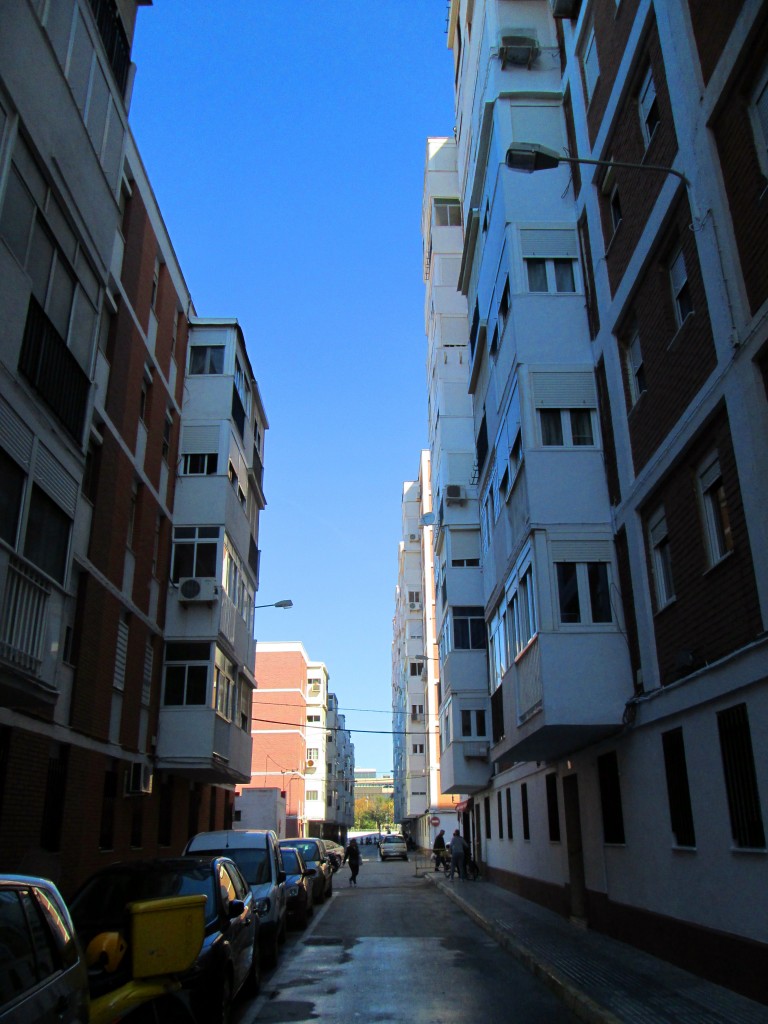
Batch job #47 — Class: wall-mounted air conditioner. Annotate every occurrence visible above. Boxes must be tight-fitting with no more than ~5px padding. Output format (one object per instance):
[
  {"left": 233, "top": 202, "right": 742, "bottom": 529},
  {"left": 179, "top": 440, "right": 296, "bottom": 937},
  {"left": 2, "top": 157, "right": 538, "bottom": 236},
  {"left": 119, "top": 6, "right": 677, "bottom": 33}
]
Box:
[
  {"left": 305, "top": 759, "right": 315, "bottom": 769},
  {"left": 409, "top": 601, "right": 422, "bottom": 611},
  {"left": 499, "top": 31, "right": 540, "bottom": 68},
  {"left": 178, "top": 577, "right": 219, "bottom": 604},
  {"left": 408, "top": 532, "right": 419, "bottom": 543},
  {"left": 125, "top": 761, "right": 153, "bottom": 795},
  {"left": 550, "top": 0, "right": 579, "bottom": 18},
  {"left": 445, "top": 484, "right": 466, "bottom": 506}
]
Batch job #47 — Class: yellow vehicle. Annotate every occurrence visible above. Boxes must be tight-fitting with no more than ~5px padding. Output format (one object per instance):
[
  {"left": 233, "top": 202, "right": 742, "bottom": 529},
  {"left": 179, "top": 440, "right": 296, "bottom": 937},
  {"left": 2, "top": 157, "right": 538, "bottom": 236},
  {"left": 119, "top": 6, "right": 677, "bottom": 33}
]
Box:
[{"left": 87, "top": 894, "right": 205, "bottom": 1024}]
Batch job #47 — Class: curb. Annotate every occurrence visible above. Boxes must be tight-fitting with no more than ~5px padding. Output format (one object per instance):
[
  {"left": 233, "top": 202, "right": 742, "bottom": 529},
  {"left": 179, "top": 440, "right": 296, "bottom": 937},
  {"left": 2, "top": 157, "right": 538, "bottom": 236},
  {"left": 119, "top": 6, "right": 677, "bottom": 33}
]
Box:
[{"left": 425, "top": 874, "right": 622, "bottom": 1024}]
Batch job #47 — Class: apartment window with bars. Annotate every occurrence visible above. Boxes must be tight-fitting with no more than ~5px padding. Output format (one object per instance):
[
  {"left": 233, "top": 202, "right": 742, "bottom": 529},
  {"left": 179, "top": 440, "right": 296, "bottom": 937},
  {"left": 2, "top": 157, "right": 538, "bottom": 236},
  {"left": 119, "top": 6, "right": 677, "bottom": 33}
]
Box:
[
  {"left": 717, "top": 704, "right": 765, "bottom": 849},
  {"left": 484, "top": 796, "right": 491, "bottom": 839},
  {"left": 497, "top": 791, "right": 504, "bottom": 839},
  {"left": 597, "top": 751, "right": 626, "bottom": 844},
  {"left": 546, "top": 773, "right": 561, "bottom": 842},
  {"left": 506, "top": 787, "right": 513, "bottom": 839},
  {"left": 521, "top": 783, "right": 530, "bottom": 840},
  {"left": 662, "top": 728, "right": 696, "bottom": 847}
]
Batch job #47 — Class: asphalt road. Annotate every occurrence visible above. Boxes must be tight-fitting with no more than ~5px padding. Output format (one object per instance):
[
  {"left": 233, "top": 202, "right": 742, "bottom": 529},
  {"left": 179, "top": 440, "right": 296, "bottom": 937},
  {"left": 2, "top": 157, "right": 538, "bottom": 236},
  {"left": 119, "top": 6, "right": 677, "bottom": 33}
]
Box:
[{"left": 235, "top": 852, "right": 578, "bottom": 1024}]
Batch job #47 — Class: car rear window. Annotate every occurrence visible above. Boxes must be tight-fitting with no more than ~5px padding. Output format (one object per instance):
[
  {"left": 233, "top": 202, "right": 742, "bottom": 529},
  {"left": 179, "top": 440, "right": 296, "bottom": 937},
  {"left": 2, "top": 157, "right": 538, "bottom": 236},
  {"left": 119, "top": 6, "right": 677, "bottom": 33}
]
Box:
[
  {"left": 280, "top": 848, "right": 300, "bottom": 873},
  {"left": 288, "top": 841, "right": 319, "bottom": 861},
  {"left": 71, "top": 865, "right": 218, "bottom": 929},
  {"left": 194, "top": 848, "right": 270, "bottom": 887}
]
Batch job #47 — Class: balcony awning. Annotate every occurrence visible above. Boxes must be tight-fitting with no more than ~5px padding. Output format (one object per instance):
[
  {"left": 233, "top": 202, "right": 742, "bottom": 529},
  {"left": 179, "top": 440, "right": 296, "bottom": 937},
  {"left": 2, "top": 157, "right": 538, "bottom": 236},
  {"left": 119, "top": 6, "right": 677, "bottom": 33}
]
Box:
[{"left": 455, "top": 798, "right": 474, "bottom": 813}]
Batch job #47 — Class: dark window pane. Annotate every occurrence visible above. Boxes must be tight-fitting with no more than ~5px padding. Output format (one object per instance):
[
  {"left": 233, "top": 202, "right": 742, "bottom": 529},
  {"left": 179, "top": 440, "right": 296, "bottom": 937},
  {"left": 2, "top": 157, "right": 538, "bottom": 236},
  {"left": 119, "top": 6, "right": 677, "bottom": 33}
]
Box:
[
  {"left": 172, "top": 543, "right": 194, "bottom": 582},
  {"left": 24, "top": 485, "right": 70, "bottom": 583},
  {"left": 461, "top": 710, "right": 471, "bottom": 737},
  {"left": 587, "top": 562, "right": 612, "bottom": 622},
  {"left": 717, "top": 704, "right": 765, "bottom": 849},
  {"left": 541, "top": 410, "right": 563, "bottom": 446},
  {"left": 662, "top": 728, "right": 696, "bottom": 847},
  {"left": 164, "top": 666, "right": 185, "bottom": 705},
  {"left": 597, "top": 751, "right": 625, "bottom": 843},
  {"left": 194, "top": 541, "right": 218, "bottom": 578},
  {"left": 186, "top": 665, "right": 208, "bottom": 705},
  {"left": 0, "top": 449, "right": 24, "bottom": 546},
  {"left": 557, "top": 563, "right": 580, "bottom": 623}
]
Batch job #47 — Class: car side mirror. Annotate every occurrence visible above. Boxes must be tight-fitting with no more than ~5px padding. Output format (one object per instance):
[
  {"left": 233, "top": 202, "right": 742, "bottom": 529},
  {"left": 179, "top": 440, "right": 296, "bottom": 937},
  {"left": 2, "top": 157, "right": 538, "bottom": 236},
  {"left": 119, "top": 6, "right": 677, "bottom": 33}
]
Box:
[
  {"left": 277, "top": 870, "right": 286, "bottom": 884},
  {"left": 305, "top": 867, "right": 317, "bottom": 876}
]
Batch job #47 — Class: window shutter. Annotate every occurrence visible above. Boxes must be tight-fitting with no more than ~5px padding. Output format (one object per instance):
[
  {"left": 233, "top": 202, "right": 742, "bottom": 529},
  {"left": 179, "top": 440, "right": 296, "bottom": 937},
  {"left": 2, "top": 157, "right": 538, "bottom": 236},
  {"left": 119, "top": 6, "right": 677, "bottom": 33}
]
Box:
[
  {"left": 0, "top": 396, "right": 34, "bottom": 469},
  {"left": 142, "top": 640, "right": 153, "bottom": 706},
  {"left": 36, "top": 444, "right": 78, "bottom": 517},
  {"left": 550, "top": 540, "right": 611, "bottom": 562},
  {"left": 531, "top": 370, "right": 597, "bottom": 408},
  {"left": 520, "top": 228, "right": 578, "bottom": 259},
  {"left": 181, "top": 424, "right": 220, "bottom": 454},
  {"left": 114, "top": 619, "right": 129, "bottom": 691},
  {"left": 451, "top": 530, "right": 481, "bottom": 560}
]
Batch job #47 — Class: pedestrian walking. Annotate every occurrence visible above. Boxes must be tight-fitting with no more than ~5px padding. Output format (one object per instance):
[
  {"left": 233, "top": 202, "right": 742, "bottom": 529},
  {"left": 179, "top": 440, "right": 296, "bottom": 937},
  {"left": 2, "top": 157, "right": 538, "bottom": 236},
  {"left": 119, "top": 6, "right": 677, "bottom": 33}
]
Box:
[
  {"left": 448, "top": 829, "right": 468, "bottom": 880},
  {"left": 343, "top": 837, "right": 361, "bottom": 886},
  {"left": 432, "top": 829, "right": 447, "bottom": 871}
]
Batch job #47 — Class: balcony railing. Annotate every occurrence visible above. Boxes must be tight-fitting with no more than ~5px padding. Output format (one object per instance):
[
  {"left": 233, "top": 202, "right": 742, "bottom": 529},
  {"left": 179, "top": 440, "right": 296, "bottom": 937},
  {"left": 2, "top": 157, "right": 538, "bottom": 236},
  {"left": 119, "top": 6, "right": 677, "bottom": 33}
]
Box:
[
  {"left": 0, "top": 557, "right": 50, "bottom": 675},
  {"left": 19, "top": 297, "right": 89, "bottom": 444},
  {"left": 86, "top": 0, "right": 130, "bottom": 94}
]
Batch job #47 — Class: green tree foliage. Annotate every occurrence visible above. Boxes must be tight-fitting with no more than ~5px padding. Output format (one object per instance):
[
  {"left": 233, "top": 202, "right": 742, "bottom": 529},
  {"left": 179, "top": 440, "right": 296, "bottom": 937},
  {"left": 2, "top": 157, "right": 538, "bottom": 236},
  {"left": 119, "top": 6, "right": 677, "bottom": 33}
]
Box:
[{"left": 354, "top": 794, "right": 394, "bottom": 831}]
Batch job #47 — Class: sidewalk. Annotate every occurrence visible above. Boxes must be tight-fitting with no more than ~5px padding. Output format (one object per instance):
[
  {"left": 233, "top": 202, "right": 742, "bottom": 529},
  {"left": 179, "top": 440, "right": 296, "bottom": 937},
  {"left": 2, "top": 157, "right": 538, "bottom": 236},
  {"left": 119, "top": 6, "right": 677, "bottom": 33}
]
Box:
[{"left": 423, "top": 871, "right": 768, "bottom": 1024}]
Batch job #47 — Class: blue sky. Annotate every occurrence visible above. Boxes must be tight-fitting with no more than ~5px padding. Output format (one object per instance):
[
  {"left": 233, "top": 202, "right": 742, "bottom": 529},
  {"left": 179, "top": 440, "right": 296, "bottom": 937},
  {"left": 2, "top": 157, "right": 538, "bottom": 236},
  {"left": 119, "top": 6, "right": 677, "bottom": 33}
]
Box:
[{"left": 129, "top": 3, "right": 456, "bottom": 773}]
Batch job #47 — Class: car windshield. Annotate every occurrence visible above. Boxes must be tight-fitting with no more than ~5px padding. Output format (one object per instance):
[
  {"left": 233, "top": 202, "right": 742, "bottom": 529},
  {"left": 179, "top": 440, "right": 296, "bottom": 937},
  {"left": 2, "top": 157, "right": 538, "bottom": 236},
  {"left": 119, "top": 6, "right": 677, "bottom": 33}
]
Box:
[
  {"left": 71, "top": 863, "right": 218, "bottom": 933},
  {"left": 384, "top": 836, "right": 403, "bottom": 844},
  {"left": 287, "top": 841, "right": 319, "bottom": 862},
  {"left": 280, "top": 848, "right": 301, "bottom": 873},
  {"left": 191, "top": 847, "right": 270, "bottom": 887}
]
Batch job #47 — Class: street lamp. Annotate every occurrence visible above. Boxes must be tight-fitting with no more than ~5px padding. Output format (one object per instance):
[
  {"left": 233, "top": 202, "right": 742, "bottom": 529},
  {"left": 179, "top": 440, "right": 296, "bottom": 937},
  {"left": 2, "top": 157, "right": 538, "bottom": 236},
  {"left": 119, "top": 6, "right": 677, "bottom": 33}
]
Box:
[
  {"left": 254, "top": 599, "right": 293, "bottom": 609},
  {"left": 504, "top": 142, "right": 690, "bottom": 186}
]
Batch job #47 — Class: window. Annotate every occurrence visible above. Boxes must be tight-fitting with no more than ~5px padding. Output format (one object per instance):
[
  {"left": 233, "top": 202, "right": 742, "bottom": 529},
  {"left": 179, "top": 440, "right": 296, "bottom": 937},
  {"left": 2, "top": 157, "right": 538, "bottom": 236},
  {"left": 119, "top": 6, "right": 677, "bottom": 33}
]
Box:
[
  {"left": 411, "top": 704, "right": 424, "bottom": 717},
  {"left": 525, "top": 257, "right": 576, "bottom": 293},
  {"left": 0, "top": 447, "right": 25, "bottom": 547},
  {"left": 453, "top": 607, "right": 486, "bottom": 650},
  {"left": 189, "top": 345, "right": 224, "bottom": 374},
  {"left": 639, "top": 65, "right": 660, "bottom": 146},
  {"left": 498, "top": 278, "right": 510, "bottom": 331},
  {"left": 597, "top": 751, "right": 625, "bottom": 843},
  {"left": 609, "top": 186, "right": 622, "bottom": 234},
  {"left": 506, "top": 788, "right": 513, "bottom": 839},
  {"left": 546, "top": 774, "right": 561, "bottom": 842},
  {"left": 163, "top": 642, "right": 210, "bottom": 706},
  {"left": 662, "top": 728, "right": 696, "bottom": 847},
  {"left": 648, "top": 507, "right": 675, "bottom": 608},
  {"left": 497, "top": 792, "right": 504, "bottom": 839},
  {"left": 162, "top": 409, "right": 173, "bottom": 462},
  {"left": 182, "top": 452, "right": 217, "bottom": 475},
  {"left": 669, "top": 246, "right": 693, "bottom": 327},
  {"left": 582, "top": 26, "right": 600, "bottom": 102},
  {"left": 555, "top": 561, "right": 612, "bottom": 624},
  {"left": 521, "top": 783, "right": 530, "bottom": 840},
  {"left": 409, "top": 662, "right": 421, "bottom": 676},
  {"left": 23, "top": 484, "right": 71, "bottom": 584},
  {"left": 306, "top": 748, "right": 319, "bottom": 761},
  {"left": 213, "top": 662, "right": 236, "bottom": 720},
  {"left": 408, "top": 590, "right": 421, "bottom": 604},
  {"left": 150, "top": 258, "right": 160, "bottom": 310},
  {"left": 484, "top": 796, "right": 491, "bottom": 839},
  {"left": 624, "top": 327, "right": 647, "bottom": 405},
  {"left": 306, "top": 790, "right": 319, "bottom": 801},
  {"left": 307, "top": 713, "right": 321, "bottom": 723},
  {"left": 749, "top": 61, "right": 768, "bottom": 176},
  {"left": 717, "top": 703, "right": 765, "bottom": 849},
  {"left": 238, "top": 681, "right": 251, "bottom": 732},
  {"left": 171, "top": 526, "right": 219, "bottom": 581},
  {"left": 540, "top": 408, "right": 595, "bottom": 447},
  {"left": 697, "top": 453, "right": 733, "bottom": 566},
  {"left": 412, "top": 743, "right": 424, "bottom": 754},
  {"left": 434, "top": 198, "right": 462, "bottom": 227}
]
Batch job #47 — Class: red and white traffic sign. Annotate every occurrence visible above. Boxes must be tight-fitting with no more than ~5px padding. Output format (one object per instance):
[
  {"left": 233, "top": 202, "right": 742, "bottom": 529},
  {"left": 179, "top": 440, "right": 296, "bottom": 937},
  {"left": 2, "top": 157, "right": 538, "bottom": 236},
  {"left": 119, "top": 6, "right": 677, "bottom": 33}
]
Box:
[{"left": 430, "top": 816, "right": 440, "bottom": 826}]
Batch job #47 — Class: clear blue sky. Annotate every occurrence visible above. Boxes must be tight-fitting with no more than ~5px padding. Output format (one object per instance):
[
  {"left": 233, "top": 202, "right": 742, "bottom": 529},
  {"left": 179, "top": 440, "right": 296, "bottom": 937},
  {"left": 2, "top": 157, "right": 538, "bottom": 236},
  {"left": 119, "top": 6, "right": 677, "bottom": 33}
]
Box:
[{"left": 129, "top": 3, "right": 456, "bottom": 773}]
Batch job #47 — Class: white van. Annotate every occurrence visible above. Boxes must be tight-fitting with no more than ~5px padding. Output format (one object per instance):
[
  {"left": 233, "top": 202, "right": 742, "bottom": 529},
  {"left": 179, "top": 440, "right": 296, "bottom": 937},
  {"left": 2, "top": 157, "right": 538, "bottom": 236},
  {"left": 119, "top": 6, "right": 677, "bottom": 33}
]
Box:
[{"left": 185, "top": 829, "right": 287, "bottom": 967}]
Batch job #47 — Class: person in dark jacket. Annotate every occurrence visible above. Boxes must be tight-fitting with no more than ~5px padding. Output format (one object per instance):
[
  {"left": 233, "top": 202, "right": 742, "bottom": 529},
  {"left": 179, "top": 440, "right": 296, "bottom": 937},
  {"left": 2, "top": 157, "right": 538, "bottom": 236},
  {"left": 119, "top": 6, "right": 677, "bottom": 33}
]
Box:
[
  {"left": 432, "top": 829, "right": 447, "bottom": 871},
  {"left": 344, "top": 838, "right": 361, "bottom": 886}
]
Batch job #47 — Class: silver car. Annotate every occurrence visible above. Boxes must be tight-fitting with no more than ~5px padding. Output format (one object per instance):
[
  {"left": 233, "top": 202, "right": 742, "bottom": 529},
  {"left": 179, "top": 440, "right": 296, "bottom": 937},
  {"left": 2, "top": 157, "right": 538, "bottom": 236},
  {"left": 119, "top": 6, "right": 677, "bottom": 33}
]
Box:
[{"left": 379, "top": 834, "right": 408, "bottom": 861}]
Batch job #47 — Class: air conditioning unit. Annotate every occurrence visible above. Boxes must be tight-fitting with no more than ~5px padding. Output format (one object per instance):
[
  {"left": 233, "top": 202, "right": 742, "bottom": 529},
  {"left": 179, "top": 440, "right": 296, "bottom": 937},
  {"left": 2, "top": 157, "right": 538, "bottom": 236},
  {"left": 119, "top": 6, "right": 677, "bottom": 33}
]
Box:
[
  {"left": 550, "top": 0, "right": 579, "bottom": 17},
  {"left": 305, "top": 759, "right": 315, "bottom": 769},
  {"left": 178, "top": 577, "right": 219, "bottom": 604},
  {"left": 310, "top": 683, "right": 321, "bottom": 694},
  {"left": 445, "top": 484, "right": 466, "bottom": 506},
  {"left": 499, "top": 31, "right": 540, "bottom": 68},
  {"left": 409, "top": 601, "right": 422, "bottom": 611},
  {"left": 125, "top": 761, "right": 153, "bottom": 795},
  {"left": 408, "top": 532, "right": 419, "bottom": 543}
]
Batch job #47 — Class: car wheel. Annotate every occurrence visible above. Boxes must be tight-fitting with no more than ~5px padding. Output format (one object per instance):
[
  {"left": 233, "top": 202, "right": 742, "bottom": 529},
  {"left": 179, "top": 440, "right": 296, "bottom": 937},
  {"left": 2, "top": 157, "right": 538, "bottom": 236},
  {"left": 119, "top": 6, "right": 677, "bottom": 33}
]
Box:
[
  {"left": 203, "top": 972, "right": 233, "bottom": 1024},
  {"left": 244, "top": 938, "right": 261, "bottom": 997},
  {"left": 262, "top": 927, "right": 280, "bottom": 970}
]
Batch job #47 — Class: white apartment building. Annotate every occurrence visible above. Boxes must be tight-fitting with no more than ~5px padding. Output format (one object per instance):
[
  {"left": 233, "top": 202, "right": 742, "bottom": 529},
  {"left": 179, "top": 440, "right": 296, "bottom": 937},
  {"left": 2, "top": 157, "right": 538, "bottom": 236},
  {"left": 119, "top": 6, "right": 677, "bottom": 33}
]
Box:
[
  {"left": 160, "top": 318, "right": 268, "bottom": 787},
  {"left": 426, "top": 0, "right": 768, "bottom": 1001}
]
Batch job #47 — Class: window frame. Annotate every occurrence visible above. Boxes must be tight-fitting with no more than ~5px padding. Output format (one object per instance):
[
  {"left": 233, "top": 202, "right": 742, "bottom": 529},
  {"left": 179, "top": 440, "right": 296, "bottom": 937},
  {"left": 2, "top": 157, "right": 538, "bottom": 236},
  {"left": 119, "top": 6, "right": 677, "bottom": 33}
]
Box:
[
  {"left": 748, "top": 59, "right": 768, "bottom": 180},
  {"left": 539, "top": 408, "right": 596, "bottom": 448},
  {"left": 696, "top": 452, "right": 733, "bottom": 567},
  {"left": 638, "top": 65, "right": 660, "bottom": 147},
  {"left": 582, "top": 25, "right": 600, "bottom": 104},
  {"left": 554, "top": 560, "right": 613, "bottom": 626},
  {"left": 525, "top": 257, "right": 578, "bottom": 294},
  {"left": 648, "top": 506, "right": 675, "bottom": 609},
  {"left": 669, "top": 245, "right": 693, "bottom": 329},
  {"left": 624, "top": 326, "right": 647, "bottom": 406}
]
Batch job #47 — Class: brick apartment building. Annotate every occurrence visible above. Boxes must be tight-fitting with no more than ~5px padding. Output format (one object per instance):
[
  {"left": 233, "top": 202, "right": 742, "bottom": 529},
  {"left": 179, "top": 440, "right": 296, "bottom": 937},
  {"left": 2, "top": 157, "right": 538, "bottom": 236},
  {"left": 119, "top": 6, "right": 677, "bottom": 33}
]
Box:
[
  {"left": 0, "top": 0, "right": 266, "bottom": 896},
  {"left": 417, "top": 0, "right": 768, "bottom": 1003}
]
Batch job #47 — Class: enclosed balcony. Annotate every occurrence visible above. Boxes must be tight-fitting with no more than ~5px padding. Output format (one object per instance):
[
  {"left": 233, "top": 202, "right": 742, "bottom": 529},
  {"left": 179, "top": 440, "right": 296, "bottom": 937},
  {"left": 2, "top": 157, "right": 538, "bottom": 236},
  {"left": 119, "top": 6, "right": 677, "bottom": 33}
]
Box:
[
  {"left": 493, "top": 631, "right": 632, "bottom": 767},
  {"left": 0, "top": 553, "right": 59, "bottom": 710},
  {"left": 439, "top": 738, "right": 491, "bottom": 794},
  {"left": 156, "top": 705, "right": 252, "bottom": 784}
]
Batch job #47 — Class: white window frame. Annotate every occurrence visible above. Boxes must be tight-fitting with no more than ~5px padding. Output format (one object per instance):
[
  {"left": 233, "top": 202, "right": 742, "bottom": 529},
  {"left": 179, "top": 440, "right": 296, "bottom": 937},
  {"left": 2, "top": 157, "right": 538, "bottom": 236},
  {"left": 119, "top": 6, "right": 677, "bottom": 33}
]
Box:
[
  {"left": 748, "top": 60, "right": 768, "bottom": 180},
  {"left": 583, "top": 26, "right": 600, "bottom": 103},
  {"left": 638, "top": 65, "right": 660, "bottom": 147},
  {"left": 625, "top": 327, "right": 646, "bottom": 406},
  {"left": 539, "top": 408, "right": 596, "bottom": 447},
  {"left": 696, "top": 453, "right": 733, "bottom": 566},
  {"left": 525, "top": 257, "right": 578, "bottom": 294},
  {"left": 648, "top": 506, "right": 675, "bottom": 608},
  {"left": 670, "top": 246, "right": 693, "bottom": 328},
  {"left": 554, "top": 560, "right": 613, "bottom": 626},
  {"left": 433, "top": 198, "right": 462, "bottom": 227}
]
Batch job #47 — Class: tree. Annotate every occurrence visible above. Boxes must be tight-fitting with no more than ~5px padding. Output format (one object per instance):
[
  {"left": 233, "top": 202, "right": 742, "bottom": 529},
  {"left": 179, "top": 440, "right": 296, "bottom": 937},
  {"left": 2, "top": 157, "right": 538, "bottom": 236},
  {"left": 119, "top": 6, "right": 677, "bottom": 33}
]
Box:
[{"left": 354, "top": 795, "right": 394, "bottom": 831}]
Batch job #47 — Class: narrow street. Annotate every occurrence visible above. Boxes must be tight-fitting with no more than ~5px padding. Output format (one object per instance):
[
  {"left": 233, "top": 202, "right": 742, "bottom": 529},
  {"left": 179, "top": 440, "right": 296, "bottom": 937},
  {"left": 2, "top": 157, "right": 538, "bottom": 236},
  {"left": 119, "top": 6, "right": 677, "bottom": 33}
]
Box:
[{"left": 235, "top": 856, "right": 578, "bottom": 1023}]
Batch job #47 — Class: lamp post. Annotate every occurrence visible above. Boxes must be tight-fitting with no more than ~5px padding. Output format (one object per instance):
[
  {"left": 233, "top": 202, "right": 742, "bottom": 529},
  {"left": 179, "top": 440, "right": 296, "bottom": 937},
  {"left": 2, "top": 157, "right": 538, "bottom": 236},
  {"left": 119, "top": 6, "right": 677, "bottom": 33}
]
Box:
[
  {"left": 504, "top": 142, "right": 690, "bottom": 186},
  {"left": 254, "top": 599, "right": 293, "bottom": 610}
]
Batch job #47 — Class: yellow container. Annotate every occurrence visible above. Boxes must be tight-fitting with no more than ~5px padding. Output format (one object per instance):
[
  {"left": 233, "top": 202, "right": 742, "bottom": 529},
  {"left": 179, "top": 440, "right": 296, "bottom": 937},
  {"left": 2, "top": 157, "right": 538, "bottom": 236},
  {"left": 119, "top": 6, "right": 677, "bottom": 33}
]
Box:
[{"left": 128, "top": 895, "right": 206, "bottom": 978}]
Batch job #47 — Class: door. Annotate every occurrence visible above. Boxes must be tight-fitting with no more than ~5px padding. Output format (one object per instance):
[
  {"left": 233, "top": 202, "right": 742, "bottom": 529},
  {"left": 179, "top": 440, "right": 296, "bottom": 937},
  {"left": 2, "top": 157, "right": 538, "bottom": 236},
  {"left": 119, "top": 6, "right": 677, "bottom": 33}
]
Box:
[{"left": 562, "top": 773, "right": 587, "bottom": 923}]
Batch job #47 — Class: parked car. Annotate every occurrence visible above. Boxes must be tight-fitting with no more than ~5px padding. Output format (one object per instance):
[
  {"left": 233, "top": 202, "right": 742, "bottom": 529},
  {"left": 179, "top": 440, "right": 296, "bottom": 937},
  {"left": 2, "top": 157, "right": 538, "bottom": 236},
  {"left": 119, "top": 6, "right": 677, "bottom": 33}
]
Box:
[
  {"left": 323, "top": 840, "right": 344, "bottom": 872},
  {"left": 277, "top": 846, "right": 314, "bottom": 929},
  {"left": 184, "top": 829, "right": 286, "bottom": 968},
  {"left": 69, "top": 856, "right": 259, "bottom": 1024},
  {"left": 278, "top": 838, "right": 332, "bottom": 904},
  {"left": 0, "top": 874, "right": 90, "bottom": 1023},
  {"left": 379, "top": 834, "right": 409, "bottom": 861}
]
